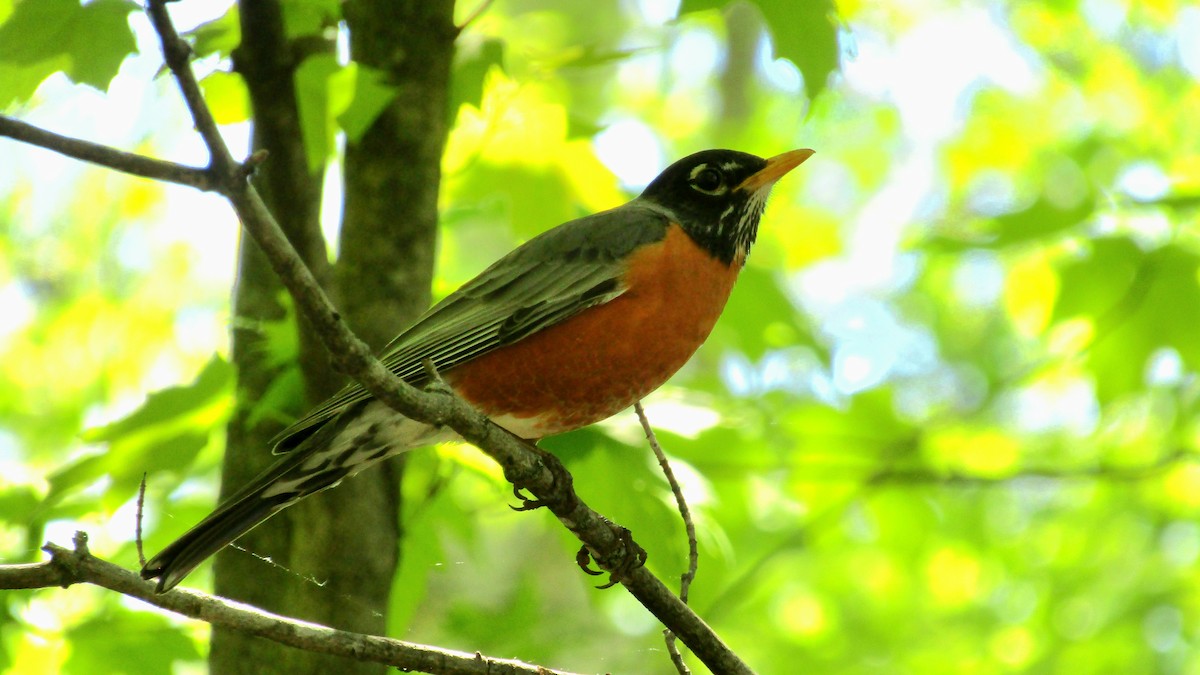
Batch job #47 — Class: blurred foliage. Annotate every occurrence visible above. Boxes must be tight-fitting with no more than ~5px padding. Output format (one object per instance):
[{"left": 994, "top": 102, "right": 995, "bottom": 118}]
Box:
[{"left": 2, "top": 0, "right": 1200, "bottom": 673}]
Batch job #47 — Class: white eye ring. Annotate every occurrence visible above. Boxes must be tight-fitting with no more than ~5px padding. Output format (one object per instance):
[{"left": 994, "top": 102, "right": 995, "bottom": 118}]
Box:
[{"left": 689, "top": 165, "right": 725, "bottom": 194}]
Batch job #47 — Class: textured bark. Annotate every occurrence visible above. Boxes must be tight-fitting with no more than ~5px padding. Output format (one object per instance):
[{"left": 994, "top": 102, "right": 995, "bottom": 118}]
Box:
[
  {"left": 283, "top": 4, "right": 455, "bottom": 668},
  {"left": 211, "top": 1, "right": 334, "bottom": 673},
  {"left": 212, "top": 1, "right": 455, "bottom": 673}
]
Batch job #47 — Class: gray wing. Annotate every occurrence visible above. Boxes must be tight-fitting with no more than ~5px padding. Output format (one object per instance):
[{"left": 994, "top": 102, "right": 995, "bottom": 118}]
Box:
[{"left": 270, "top": 201, "right": 671, "bottom": 453}]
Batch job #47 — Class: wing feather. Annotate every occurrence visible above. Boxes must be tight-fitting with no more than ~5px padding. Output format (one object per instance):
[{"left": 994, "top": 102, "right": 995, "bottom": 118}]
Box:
[{"left": 270, "top": 202, "right": 671, "bottom": 452}]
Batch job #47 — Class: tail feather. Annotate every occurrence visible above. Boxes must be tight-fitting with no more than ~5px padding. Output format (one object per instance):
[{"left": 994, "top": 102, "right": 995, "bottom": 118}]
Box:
[
  {"left": 141, "top": 417, "right": 360, "bottom": 593},
  {"left": 140, "top": 487, "right": 292, "bottom": 593},
  {"left": 141, "top": 400, "right": 441, "bottom": 592}
]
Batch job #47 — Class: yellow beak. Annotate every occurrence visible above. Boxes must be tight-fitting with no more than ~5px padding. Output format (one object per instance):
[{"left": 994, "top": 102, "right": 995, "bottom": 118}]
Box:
[{"left": 737, "top": 148, "right": 815, "bottom": 192}]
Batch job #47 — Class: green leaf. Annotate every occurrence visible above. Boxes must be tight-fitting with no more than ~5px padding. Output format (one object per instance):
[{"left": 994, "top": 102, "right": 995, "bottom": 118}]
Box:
[
  {"left": 0, "top": 485, "right": 41, "bottom": 527},
  {"left": 294, "top": 56, "right": 393, "bottom": 170},
  {"left": 757, "top": 0, "right": 839, "bottom": 100},
  {"left": 989, "top": 193, "right": 1096, "bottom": 247},
  {"left": 557, "top": 45, "right": 652, "bottom": 69},
  {"left": 539, "top": 426, "right": 622, "bottom": 461},
  {"left": 450, "top": 38, "right": 505, "bottom": 118},
  {"left": 1052, "top": 237, "right": 1141, "bottom": 323},
  {"left": 387, "top": 482, "right": 443, "bottom": 630},
  {"left": 282, "top": 0, "right": 340, "bottom": 39},
  {"left": 1055, "top": 239, "right": 1200, "bottom": 399},
  {"left": 452, "top": 162, "right": 581, "bottom": 238},
  {"left": 111, "top": 431, "right": 210, "bottom": 483},
  {"left": 680, "top": 0, "right": 840, "bottom": 100},
  {"left": 1142, "top": 245, "right": 1200, "bottom": 369},
  {"left": 64, "top": 611, "right": 201, "bottom": 675},
  {"left": 293, "top": 53, "right": 340, "bottom": 172},
  {"left": 200, "top": 70, "right": 251, "bottom": 125},
  {"left": 187, "top": 4, "right": 241, "bottom": 59},
  {"left": 337, "top": 64, "right": 399, "bottom": 144},
  {"left": 82, "top": 356, "right": 233, "bottom": 443},
  {"left": 247, "top": 365, "right": 304, "bottom": 430},
  {"left": 680, "top": 0, "right": 725, "bottom": 11},
  {"left": 0, "top": 57, "right": 63, "bottom": 108},
  {"left": 710, "top": 265, "right": 821, "bottom": 360},
  {"left": 44, "top": 432, "right": 213, "bottom": 506},
  {"left": 44, "top": 452, "right": 107, "bottom": 502},
  {"left": 0, "top": 0, "right": 137, "bottom": 98}
]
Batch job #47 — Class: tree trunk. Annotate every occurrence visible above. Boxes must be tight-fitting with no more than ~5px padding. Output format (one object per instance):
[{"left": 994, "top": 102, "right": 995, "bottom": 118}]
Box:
[
  {"left": 211, "top": 0, "right": 455, "bottom": 673},
  {"left": 284, "top": 1, "right": 455, "bottom": 672},
  {"left": 211, "top": 1, "right": 335, "bottom": 673}
]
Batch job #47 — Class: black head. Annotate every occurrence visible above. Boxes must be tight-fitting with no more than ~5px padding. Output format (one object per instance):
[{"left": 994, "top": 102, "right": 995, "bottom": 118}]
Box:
[{"left": 638, "top": 148, "right": 813, "bottom": 266}]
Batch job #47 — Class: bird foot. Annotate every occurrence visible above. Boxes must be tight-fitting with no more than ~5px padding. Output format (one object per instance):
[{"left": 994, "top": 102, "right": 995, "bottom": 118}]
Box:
[
  {"left": 507, "top": 440, "right": 573, "bottom": 511},
  {"left": 509, "top": 484, "right": 545, "bottom": 511},
  {"left": 575, "top": 526, "right": 647, "bottom": 589}
]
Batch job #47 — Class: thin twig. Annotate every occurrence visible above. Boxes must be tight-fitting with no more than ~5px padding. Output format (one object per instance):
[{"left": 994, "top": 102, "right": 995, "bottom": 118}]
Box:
[
  {"left": 145, "top": 1, "right": 237, "bottom": 174},
  {"left": 0, "top": 533, "right": 579, "bottom": 675},
  {"left": 635, "top": 401, "right": 697, "bottom": 675},
  {"left": 456, "top": 0, "right": 496, "bottom": 31},
  {"left": 0, "top": 3, "right": 758, "bottom": 673},
  {"left": 136, "top": 473, "right": 147, "bottom": 567},
  {"left": 0, "top": 115, "right": 214, "bottom": 190},
  {"left": 141, "top": 2, "right": 751, "bottom": 670}
]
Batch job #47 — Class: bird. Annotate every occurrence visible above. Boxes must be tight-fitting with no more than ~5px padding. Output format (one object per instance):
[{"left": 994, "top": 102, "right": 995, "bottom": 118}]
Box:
[{"left": 140, "top": 147, "right": 813, "bottom": 592}]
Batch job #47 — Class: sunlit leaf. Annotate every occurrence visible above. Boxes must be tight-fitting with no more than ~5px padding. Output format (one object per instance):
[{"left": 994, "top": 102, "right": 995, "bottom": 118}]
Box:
[
  {"left": 337, "top": 64, "right": 399, "bottom": 143},
  {"left": 756, "top": 0, "right": 840, "bottom": 100},
  {"left": 293, "top": 53, "right": 340, "bottom": 172},
  {"left": 711, "top": 266, "right": 821, "bottom": 360},
  {"left": 1056, "top": 239, "right": 1200, "bottom": 399},
  {"left": 989, "top": 192, "right": 1096, "bottom": 247},
  {"left": 1052, "top": 237, "right": 1142, "bottom": 324},
  {"left": 449, "top": 38, "right": 505, "bottom": 120},
  {"left": 680, "top": 0, "right": 840, "bottom": 100},
  {"left": 0, "top": 485, "right": 41, "bottom": 527},
  {"left": 44, "top": 453, "right": 107, "bottom": 503},
  {"left": 187, "top": 4, "right": 241, "bottom": 59},
  {"left": 0, "top": 0, "right": 136, "bottom": 97},
  {"left": 0, "top": 57, "right": 64, "bottom": 108},
  {"left": 81, "top": 356, "right": 232, "bottom": 443},
  {"left": 63, "top": 611, "right": 200, "bottom": 675},
  {"left": 282, "top": 0, "right": 340, "bottom": 39},
  {"left": 200, "top": 70, "right": 251, "bottom": 126}
]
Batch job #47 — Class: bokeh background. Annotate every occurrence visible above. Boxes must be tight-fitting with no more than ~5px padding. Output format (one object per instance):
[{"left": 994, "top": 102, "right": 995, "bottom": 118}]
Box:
[{"left": 2, "top": 0, "right": 1199, "bottom": 672}]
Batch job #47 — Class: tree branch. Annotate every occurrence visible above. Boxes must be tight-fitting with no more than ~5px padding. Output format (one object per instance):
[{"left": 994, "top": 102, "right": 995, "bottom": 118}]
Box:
[
  {"left": 636, "top": 402, "right": 697, "bottom": 675},
  {"left": 0, "top": 533, "right": 580, "bottom": 675},
  {"left": 0, "top": 114, "right": 214, "bottom": 190},
  {"left": 144, "top": 1, "right": 236, "bottom": 172},
  {"left": 133, "top": 2, "right": 751, "bottom": 673}
]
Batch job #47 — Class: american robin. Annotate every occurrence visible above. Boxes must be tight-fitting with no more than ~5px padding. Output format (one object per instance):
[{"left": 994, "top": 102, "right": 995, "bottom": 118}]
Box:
[{"left": 141, "top": 147, "right": 813, "bottom": 592}]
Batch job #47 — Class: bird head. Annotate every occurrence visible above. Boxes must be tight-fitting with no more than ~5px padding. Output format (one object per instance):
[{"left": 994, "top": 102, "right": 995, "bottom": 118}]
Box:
[{"left": 639, "top": 148, "right": 814, "bottom": 266}]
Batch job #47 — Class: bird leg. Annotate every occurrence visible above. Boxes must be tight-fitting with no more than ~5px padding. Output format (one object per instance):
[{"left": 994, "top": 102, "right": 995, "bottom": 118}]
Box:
[
  {"left": 507, "top": 439, "right": 573, "bottom": 512},
  {"left": 576, "top": 525, "right": 648, "bottom": 589}
]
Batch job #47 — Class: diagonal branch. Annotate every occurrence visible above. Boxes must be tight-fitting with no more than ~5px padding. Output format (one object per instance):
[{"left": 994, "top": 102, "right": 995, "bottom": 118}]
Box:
[
  {"left": 135, "top": 1, "right": 751, "bottom": 673},
  {"left": 0, "top": 2, "right": 754, "bottom": 672},
  {"left": 144, "top": 0, "right": 235, "bottom": 172},
  {"left": 0, "top": 114, "right": 213, "bottom": 190},
  {"left": 0, "top": 532, "right": 580, "bottom": 675}
]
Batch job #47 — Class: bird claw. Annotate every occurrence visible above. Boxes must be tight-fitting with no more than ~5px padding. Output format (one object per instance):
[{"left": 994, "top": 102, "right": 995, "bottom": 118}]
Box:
[
  {"left": 576, "top": 527, "right": 647, "bottom": 589},
  {"left": 509, "top": 484, "right": 546, "bottom": 511},
  {"left": 576, "top": 545, "right": 604, "bottom": 576},
  {"left": 507, "top": 440, "right": 574, "bottom": 511}
]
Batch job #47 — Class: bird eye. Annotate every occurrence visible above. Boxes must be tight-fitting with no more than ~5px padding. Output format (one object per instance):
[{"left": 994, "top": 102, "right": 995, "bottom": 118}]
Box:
[{"left": 691, "top": 167, "right": 724, "bottom": 194}]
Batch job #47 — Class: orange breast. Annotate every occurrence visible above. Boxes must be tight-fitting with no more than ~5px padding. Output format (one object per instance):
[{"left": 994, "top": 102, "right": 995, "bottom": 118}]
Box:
[{"left": 443, "top": 224, "right": 740, "bottom": 438}]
